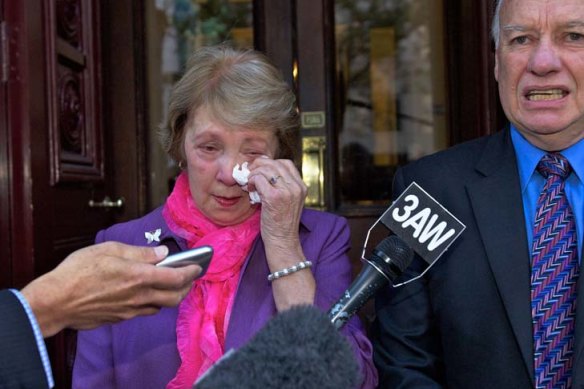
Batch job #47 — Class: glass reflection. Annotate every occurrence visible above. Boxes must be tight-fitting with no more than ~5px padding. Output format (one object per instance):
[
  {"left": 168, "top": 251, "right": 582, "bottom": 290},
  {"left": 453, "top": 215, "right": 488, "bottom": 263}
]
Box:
[{"left": 335, "top": 0, "right": 447, "bottom": 206}]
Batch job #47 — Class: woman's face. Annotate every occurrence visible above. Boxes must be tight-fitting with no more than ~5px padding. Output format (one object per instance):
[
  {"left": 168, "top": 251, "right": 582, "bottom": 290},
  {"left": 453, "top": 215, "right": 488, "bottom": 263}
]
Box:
[{"left": 183, "top": 106, "right": 278, "bottom": 226}]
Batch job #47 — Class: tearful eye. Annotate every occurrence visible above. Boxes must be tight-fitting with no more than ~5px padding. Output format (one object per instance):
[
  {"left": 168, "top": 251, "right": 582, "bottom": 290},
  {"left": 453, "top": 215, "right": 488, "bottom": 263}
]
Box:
[
  {"left": 567, "top": 32, "right": 584, "bottom": 42},
  {"left": 199, "top": 144, "right": 219, "bottom": 153}
]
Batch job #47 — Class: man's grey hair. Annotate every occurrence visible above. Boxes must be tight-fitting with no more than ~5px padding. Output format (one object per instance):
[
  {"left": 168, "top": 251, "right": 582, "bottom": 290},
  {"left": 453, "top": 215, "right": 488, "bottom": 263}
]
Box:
[{"left": 491, "top": 0, "right": 504, "bottom": 48}]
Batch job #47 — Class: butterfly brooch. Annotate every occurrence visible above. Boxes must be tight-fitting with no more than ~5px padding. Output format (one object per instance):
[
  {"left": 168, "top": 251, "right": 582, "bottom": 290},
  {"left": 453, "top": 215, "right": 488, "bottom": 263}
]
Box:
[{"left": 145, "top": 228, "right": 162, "bottom": 244}]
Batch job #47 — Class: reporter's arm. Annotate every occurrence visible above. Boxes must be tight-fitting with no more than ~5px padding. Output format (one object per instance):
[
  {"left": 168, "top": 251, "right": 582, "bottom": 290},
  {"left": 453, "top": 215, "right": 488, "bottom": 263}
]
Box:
[
  {"left": 21, "top": 241, "right": 201, "bottom": 338},
  {"left": 0, "top": 290, "right": 53, "bottom": 388}
]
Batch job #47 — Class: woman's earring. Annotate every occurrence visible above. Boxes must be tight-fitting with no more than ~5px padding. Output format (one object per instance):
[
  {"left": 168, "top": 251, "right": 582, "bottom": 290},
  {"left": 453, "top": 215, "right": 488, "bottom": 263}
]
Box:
[{"left": 178, "top": 161, "right": 186, "bottom": 170}]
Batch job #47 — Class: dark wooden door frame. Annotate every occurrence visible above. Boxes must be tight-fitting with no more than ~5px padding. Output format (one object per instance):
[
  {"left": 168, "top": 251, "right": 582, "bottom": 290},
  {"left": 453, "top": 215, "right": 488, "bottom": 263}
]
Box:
[
  {"left": 0, "top": 0, "right": 11, "bottom": 288},
  {"left": 1, "top": 0, "right": 37, "bottom": 289},
  {"left": 101, "top": 0, "right": 149, "bottom": 218},
  {"left": 445, "top": 0, "right": 506, "bottom": 142},
  {"left": 254, "top": 0, "right": 296, "bottom": 88}
]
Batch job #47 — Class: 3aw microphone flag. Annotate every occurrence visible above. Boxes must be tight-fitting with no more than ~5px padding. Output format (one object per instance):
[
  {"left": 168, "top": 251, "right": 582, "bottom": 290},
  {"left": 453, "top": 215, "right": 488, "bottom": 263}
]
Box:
[{"left": 364, "top": 182, "right": 466, "bottom": 286}]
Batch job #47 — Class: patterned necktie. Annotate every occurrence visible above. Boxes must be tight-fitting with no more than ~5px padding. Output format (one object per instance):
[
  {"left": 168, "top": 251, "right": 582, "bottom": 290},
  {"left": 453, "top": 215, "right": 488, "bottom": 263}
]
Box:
[{"left": 531, "top": 153, "right": 579, "bottom": 388}]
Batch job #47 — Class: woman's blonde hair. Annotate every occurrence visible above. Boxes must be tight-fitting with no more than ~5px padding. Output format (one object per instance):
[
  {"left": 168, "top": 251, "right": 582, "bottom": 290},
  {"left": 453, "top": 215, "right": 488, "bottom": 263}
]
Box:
[{"left": 160, "top": 44, "right": 301, "bottom": 166}]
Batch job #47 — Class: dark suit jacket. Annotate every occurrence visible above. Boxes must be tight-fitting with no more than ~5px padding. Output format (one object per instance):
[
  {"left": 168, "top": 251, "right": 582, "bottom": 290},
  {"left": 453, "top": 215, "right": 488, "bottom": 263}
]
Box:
[
  {"left": 371, "top": 129, "right": 584, "bottom": 388},
  {"left": 0, "top": 290, "right": 49, "bottom": 389}
]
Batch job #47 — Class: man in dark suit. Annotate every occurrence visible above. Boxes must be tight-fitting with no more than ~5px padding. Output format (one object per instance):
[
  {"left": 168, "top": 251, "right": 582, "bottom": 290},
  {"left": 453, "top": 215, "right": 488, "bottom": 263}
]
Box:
[
  {"left": 1, "top": 242, "right": 201, "bottom": 389},
  {"left": 372, "top": 0, "right": 584, "bottom": 387}
]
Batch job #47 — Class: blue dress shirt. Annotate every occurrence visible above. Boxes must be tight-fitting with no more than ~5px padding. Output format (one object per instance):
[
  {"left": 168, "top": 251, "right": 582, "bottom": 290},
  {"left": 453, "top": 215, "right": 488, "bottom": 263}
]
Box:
[
  {"left": 9, "top": 289, "right": 55, "bottom": 388},
  {"left": 511, "top": 125, "right": 584, "bottom": 259}
]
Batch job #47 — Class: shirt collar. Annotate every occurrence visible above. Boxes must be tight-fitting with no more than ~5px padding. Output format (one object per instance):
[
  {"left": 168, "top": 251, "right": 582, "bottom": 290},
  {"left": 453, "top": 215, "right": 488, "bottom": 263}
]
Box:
[
  {"left": 510, "top": 125, "right": 544, "bottom": 193},
  {"left": 510, "top": 124, "right": 584, "bottom": 191}
]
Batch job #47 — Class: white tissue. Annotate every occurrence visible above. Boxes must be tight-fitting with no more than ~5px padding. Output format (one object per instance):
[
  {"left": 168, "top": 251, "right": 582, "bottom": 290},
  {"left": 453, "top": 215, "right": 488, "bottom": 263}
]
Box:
[
  {"left": 232, "top": 162, "right": 250, "bottom": 185},
  {"left": 232, "top": 162, "right": 261, "bottom": 204},
  {"left": 248, "top": 191, "right": 261, "bottom": 204}
]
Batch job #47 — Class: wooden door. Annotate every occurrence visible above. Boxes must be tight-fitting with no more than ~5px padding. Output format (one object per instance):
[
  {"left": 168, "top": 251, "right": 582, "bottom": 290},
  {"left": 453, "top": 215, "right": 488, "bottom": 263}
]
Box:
[{"left": 1, "top": 0, "right": 147, "bottom": 387}]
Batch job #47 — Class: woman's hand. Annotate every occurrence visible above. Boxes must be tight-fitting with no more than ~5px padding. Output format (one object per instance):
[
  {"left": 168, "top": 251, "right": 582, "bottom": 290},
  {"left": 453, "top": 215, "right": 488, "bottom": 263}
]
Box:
[
  {"left": 246, "top": 157, "right": 315, "bottom": 310},
  {"left": 246, "top": 157, "right": 307, "bottom": 251}
]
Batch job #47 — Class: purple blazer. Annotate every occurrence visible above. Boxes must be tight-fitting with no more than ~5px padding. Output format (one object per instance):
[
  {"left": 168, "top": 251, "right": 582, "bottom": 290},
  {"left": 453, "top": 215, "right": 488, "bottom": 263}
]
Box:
[{"left": 72, "top": 207, "right": 377, "bottom": 388}]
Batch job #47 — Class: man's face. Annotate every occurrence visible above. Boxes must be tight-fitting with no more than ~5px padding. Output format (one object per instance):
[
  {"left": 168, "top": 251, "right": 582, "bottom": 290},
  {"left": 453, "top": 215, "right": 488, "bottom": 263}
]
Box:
[{"left": 494, "top": 0, "right": 584, "bottom": 150}]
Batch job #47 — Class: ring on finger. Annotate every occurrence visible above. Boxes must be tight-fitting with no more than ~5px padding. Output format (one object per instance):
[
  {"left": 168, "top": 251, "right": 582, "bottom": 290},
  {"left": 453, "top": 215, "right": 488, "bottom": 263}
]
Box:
[{"left": 269, "top": 175, "right": 282, "bottom": 185}]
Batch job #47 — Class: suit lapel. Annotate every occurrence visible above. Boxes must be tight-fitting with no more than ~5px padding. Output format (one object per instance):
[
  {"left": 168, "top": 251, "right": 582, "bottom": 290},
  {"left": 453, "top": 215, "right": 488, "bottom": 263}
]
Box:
[
  {"left": 573, "top": 250, "right": 584, "bottom": 384},
  {"left": 466, "top": 131, "right": 534, "bottom": 383}
]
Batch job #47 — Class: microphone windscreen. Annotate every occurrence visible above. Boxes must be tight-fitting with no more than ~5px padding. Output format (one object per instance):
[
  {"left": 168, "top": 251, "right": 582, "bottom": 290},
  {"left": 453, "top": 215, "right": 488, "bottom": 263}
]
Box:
[
  {"left": 370, "top": 235, "right": 414, "bottom": 282},
  {"left": 195, "top": 305, "right": 360, "bottom": 389},
  {"left": 377, "top": 235, "right": 413, "bottom": 270}
]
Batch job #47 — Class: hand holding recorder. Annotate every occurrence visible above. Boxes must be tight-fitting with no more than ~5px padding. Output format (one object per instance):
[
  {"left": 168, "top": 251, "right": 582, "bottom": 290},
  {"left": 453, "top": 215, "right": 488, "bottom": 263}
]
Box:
[{"left": 21, "top": 241, "right": 209, "bottom": 338}]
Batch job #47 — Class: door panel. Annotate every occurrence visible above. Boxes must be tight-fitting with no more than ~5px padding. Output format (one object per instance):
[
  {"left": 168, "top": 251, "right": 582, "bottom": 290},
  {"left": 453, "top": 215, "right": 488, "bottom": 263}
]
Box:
[
  {"left": 39, "top": 0, "right": 112, "bottom": 279},
  {"left": 2, "top": 0, "right": 146, "bottom": 387}
]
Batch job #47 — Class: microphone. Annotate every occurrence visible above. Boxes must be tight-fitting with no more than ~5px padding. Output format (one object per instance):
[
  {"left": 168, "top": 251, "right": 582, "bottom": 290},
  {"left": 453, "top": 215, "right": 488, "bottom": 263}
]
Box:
[
  {"left": 328, "top": 235, "right": 414, "bottom": 329},
  {"left": 194, "top": 305, "right": 360, "bottom": 389},
  {"left": 326, "top": 182, "right": 467, "bottom": 329}
]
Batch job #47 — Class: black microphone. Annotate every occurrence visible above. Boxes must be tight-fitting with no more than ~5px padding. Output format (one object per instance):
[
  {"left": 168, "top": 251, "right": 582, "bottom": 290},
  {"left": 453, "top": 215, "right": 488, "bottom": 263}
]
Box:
[
  {"left": 194, "top": 305, "right": 360, "bottom": 389},
  {"left": 328, "top": 235, "right": 414, "bottom": 329}
]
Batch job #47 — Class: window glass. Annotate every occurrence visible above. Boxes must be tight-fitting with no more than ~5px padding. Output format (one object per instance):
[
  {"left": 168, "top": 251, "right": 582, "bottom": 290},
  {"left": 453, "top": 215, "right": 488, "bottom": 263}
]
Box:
[{"left": 335, "top": 0, "right": 448, "bottom": 206}]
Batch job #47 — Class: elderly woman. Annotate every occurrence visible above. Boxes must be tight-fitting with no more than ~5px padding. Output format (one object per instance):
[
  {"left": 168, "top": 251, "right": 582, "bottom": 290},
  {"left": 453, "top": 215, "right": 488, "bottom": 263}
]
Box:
[{"left": 73, "top": 45, "right": 377, "bottom": 389}]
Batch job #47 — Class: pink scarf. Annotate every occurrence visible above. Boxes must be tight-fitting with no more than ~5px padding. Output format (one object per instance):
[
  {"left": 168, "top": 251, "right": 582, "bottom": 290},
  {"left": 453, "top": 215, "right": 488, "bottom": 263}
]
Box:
[{"left": 163, "top": 172, "right": 260, "bottom": 389}]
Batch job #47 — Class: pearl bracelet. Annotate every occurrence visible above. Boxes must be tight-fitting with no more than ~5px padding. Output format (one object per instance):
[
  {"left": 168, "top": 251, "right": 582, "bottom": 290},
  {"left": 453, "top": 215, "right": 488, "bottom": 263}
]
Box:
[{"left": 267, "top": 260, "right": 313, "bottom": 282}]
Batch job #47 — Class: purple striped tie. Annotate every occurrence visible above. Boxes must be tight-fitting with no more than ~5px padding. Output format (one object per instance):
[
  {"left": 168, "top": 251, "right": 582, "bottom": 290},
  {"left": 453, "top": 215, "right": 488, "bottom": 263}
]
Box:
[{"left": 531, "top": 153, "right": 579, "bottom": 388}]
